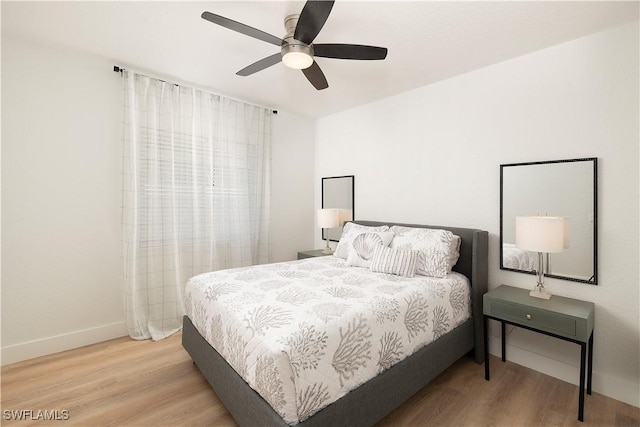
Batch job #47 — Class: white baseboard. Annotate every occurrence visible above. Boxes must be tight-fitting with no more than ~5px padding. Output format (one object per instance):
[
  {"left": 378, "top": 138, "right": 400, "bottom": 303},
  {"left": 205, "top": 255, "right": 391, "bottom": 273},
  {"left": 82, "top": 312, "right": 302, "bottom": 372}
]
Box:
[
  {"left": 1, "top": 322, "right": 128, "bottom": 366},
  {"left": 489, "top": 339, "right": 640, "bottom": 408}
]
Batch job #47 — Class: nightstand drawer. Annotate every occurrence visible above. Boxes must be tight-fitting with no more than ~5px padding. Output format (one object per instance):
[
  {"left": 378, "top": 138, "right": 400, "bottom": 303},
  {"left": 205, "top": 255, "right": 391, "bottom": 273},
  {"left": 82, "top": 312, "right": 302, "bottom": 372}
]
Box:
[{"left": 490, "top": 300, "right": 576, "bottom": 337}]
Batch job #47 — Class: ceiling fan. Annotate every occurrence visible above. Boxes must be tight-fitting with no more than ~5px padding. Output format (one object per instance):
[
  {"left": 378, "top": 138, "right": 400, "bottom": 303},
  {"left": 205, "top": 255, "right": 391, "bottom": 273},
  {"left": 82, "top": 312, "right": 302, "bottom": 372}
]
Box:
[{"left": 201, "top": 0, "right": 388, "bottom": 90}]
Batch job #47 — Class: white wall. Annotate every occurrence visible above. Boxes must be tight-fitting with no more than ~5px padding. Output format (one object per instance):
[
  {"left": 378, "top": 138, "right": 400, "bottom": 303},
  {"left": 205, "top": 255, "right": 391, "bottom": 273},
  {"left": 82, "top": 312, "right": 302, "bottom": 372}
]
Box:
[
  {"left": 315, "top": 23, "right": 639, "bottom": 407},
  {"left": 2, "top": 36, "right": 125, "bottom": 364},
  {"left": 271, "top": 111, "right": 315, "bottom": 262},
  {"left": 1, "top": 36, "right": 315, "bottom": 364}
]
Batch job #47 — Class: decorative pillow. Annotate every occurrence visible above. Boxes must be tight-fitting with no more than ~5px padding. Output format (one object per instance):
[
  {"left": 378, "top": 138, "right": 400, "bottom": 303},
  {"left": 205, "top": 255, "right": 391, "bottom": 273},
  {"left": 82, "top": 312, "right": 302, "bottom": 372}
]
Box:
[
  {"left": 334, "top": 223, "right": 390, "bottom": 259},
  {"left": 449, "top": 235, "right": 462, "bottom": 271},
  {"left": 369, "top": 245, "right": 419, "bottom": 278},
  {"left": 390, "top": 226, "right": 460, "bottom": 278},
  {"left": 345, "top": 231, "right": 394, "bottom": 268}
]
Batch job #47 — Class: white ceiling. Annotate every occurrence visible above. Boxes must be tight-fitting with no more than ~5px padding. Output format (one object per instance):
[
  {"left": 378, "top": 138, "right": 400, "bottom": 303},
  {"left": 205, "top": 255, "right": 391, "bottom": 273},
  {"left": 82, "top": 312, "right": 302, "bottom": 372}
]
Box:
[{"left": 3, "top": 1, "right": 638, "bottom": 118}]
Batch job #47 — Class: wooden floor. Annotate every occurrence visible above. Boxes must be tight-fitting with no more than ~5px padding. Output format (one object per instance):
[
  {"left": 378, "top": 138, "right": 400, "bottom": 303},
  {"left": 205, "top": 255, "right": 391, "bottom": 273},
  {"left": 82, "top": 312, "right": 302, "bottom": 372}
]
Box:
[{"left": 1, "top": 333, "right": 638, "bottom": 427}]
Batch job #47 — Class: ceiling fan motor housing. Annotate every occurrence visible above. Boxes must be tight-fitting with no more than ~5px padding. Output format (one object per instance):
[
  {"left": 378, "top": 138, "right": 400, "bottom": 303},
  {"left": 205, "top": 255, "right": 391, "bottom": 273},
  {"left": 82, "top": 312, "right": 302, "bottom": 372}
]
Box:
[{"left": 281, "top": 14, "right": 314, "bottom": 69}]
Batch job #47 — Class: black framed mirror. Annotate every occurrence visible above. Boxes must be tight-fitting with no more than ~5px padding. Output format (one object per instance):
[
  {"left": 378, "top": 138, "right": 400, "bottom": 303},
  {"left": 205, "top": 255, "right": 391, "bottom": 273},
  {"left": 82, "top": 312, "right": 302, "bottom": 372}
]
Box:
[
  {"left": 321, "top": 175, "right": 354, "bottom": 242},
  {"left": 500, "top": 158, "right": 598, "bottom": 284}
]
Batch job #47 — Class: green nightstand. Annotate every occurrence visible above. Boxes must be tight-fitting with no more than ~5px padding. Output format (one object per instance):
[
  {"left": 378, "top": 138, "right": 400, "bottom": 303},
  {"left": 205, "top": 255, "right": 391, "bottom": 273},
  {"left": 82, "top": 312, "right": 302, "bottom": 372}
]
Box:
[
  {"left": 297, "top": 249, "right": 333, "bottom": 260},
  {"left": 483, "top": 285, "right": 595, "bottom": 422}
]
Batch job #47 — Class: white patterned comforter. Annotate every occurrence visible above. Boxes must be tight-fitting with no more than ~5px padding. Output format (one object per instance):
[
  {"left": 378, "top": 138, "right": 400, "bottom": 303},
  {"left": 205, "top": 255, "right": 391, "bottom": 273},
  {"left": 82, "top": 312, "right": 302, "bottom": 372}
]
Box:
[
  {"left": 185, "top": 255, "right": 471, "bottom": 424},
  {"left": 503, "top": 243, "right": 535, "bottom": 271}
]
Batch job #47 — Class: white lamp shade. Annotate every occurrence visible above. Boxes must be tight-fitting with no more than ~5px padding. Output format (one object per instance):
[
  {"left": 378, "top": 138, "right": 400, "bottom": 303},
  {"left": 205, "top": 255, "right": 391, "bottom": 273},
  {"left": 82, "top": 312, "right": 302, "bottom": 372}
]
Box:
[
  {"left": 338, "top": 209, "right": 353, "bottom": 226},
  {"left": 317, "top": 209, "right": 340, "bottom": 228},
  {"left": 563, "top": 217, "right": 570, "bottom": 249},
  {"left": 516, "top": 216, "right": 565, "bottom": 253}
]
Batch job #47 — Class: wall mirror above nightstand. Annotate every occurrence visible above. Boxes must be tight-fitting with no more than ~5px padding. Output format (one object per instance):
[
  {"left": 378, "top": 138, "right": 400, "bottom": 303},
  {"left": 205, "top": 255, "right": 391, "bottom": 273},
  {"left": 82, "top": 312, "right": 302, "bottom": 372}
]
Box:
[
  {"left": 321, "top": 175, "right": 354, "bottom": 242},
  {"left": 500, "top": 158, "right": 598, "bottom": 285}
]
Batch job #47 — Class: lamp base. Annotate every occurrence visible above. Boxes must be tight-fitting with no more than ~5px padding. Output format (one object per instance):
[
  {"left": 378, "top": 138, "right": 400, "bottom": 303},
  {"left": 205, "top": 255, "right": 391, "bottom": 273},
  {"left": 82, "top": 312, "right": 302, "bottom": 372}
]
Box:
[
  {"left": 322, "top": 247, "right": 334, "bottom": 255},
  {"left": 529, "top": 288, "right": 552, "bottom": 300}
]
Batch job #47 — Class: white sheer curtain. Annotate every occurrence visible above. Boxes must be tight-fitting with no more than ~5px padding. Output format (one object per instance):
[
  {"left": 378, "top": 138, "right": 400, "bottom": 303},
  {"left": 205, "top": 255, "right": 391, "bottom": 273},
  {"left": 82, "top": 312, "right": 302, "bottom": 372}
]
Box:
[{"left": 122, "top": 71, "right": 272, "bottom": 340}]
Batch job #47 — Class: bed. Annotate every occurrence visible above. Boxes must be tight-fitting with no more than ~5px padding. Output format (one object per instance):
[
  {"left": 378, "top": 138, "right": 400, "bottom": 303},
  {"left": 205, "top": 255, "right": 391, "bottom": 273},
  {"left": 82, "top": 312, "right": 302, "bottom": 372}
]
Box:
[{"left": 182, "top": 220, "right": 488, "bottom": 426}]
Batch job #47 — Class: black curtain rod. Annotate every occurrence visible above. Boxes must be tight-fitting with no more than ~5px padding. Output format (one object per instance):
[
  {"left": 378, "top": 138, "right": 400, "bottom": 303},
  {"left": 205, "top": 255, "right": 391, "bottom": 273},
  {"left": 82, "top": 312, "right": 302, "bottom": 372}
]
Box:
[
  {"left": 113, "top": 66, "right": 278, "bottom": 114},
  {"left": 114, "top": 66, "right": 175, "bottom": 86}
]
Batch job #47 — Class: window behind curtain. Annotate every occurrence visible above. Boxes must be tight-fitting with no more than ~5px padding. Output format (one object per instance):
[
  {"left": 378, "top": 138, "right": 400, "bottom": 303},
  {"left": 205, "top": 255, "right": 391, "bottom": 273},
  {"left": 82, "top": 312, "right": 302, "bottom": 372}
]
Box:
[{"left": 122, "top": 72, "right": 272, "bottom": 340}]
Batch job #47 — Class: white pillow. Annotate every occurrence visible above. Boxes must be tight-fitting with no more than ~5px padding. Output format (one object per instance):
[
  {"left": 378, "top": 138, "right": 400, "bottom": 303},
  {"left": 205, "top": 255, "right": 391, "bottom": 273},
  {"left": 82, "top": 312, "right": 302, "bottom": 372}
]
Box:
[
  {"left": 390, "top": 226, "right": 460, "bottom": 278},
  {"left": 448, "top": 235, "right": 462, "bottom": 271},
  {"left": 345, "top": 231, "right": 394, "bottom": 268},
  {"left": 369, "top": 245, "right": 419, "bottom": 278},
  {"left": 334, "top": 223, "right": 390, "bottom": 259}
]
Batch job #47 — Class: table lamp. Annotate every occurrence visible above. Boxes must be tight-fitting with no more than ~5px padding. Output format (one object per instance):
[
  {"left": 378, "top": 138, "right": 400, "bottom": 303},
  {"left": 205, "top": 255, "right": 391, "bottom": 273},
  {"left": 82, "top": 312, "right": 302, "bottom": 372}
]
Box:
[
  {"left": 516, "top": 216, "right": 566, "bottom": 300},
  {"left": 317, "top": 209, "right": 339, "bottom": 254}
]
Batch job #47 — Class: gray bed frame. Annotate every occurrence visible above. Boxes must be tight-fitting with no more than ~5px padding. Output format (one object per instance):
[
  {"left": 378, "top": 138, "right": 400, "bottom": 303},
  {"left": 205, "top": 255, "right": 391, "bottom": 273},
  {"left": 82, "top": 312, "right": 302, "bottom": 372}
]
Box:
[{"left": 182, "top": 220, "right": 488, "bottom": 426}]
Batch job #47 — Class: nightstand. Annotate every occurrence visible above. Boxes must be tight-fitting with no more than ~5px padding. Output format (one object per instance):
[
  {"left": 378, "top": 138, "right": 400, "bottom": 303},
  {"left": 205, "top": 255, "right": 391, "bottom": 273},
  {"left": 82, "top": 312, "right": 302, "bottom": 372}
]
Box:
[
  {"left": 483, "top": 285, "right": 594, "bottom": 422},
  {"left": 297, "top": 249, "right": 333, "bottom": 260}
]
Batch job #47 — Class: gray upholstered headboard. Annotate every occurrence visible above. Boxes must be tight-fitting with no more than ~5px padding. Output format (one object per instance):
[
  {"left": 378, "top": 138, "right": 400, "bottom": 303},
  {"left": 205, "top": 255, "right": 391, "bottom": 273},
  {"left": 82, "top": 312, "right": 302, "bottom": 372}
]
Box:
[{"left": 350, "top": 220, "right": 489, "bottom": 362}]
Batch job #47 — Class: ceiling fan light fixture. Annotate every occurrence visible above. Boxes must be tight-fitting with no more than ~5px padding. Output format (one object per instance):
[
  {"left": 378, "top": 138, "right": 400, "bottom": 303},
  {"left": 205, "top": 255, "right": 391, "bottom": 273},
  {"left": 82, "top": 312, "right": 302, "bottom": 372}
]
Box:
[
  {"left": 282, "top": 51, "right": 313, "bottom": 69},
  {"left": 281, "top": 43, "right": 314, "bottom": 69}
]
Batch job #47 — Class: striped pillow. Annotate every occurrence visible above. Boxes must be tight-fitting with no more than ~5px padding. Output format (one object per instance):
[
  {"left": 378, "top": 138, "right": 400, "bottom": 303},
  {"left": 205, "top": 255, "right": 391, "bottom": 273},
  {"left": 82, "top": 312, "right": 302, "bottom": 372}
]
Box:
[{"left": 369, "top": 245, "right": 419, "bottom": 278}]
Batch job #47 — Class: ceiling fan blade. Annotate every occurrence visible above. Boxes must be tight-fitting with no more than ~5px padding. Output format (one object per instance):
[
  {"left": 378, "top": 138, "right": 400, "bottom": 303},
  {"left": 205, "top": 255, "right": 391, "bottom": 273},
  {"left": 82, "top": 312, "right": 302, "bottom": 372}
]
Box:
[
  {"left": 302, "top": 61, "right": 328, "bottom": 90},
  {"left": 314, "top": 44, "right": 388, "bottom": 60},
  {"left": 236, "top": 53, "right": 282, "bottom": 76},
  {"left": 201, "top": 11, "right": 282, "bottom": 47},
  {"left": 294, "top": 0, "right": 335, "bottom": 45}
]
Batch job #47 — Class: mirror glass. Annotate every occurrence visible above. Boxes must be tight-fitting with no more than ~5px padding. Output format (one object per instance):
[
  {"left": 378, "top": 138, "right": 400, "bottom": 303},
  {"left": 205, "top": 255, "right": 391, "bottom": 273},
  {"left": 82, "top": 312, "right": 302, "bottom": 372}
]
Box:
[
  {"left": 500, "top": 158, "right": 597, "bottom": 284},
  {"left": 322, "top": 175, "right": 354, "bottom": 242}
]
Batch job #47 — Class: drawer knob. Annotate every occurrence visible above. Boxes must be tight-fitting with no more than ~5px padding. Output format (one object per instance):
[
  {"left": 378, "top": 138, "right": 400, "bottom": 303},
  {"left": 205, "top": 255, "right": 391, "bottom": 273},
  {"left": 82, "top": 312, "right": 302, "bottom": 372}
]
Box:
[{"left": 526, "top": 314, "right": 532, "bottom": 320}]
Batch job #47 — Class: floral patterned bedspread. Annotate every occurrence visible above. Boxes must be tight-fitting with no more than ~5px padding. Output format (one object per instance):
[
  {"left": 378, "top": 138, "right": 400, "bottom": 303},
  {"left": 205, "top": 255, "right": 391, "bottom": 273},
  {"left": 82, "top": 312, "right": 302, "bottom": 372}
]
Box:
[
  {"left": 184, "top": 255, "right": 471, "bottom": 424},
  {"left": 503, "top": 243, "right": 535, "bottom": 271}
]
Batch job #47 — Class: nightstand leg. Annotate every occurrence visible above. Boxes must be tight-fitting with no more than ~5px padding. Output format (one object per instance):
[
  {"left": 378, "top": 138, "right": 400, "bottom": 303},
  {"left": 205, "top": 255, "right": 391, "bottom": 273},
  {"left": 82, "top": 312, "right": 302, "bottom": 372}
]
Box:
[
  {"left": 579, "top": 342, "right": 586, "bottom": 422},
  {"left": 501, "top": 321, "right": 506, "bottom": 362},
  {"left": 484, "top": 315, "right": 490, "bottom": 381},
  {"left": 587, "top": 332, "right": 593, "bottom": 395}
]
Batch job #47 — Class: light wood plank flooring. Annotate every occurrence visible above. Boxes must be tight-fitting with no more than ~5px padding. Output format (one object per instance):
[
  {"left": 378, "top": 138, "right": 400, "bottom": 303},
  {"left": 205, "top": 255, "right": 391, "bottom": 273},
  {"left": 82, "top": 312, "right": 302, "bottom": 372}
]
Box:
[{"left": 1, "top": 333, "right": 638, "bottom": 426}]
